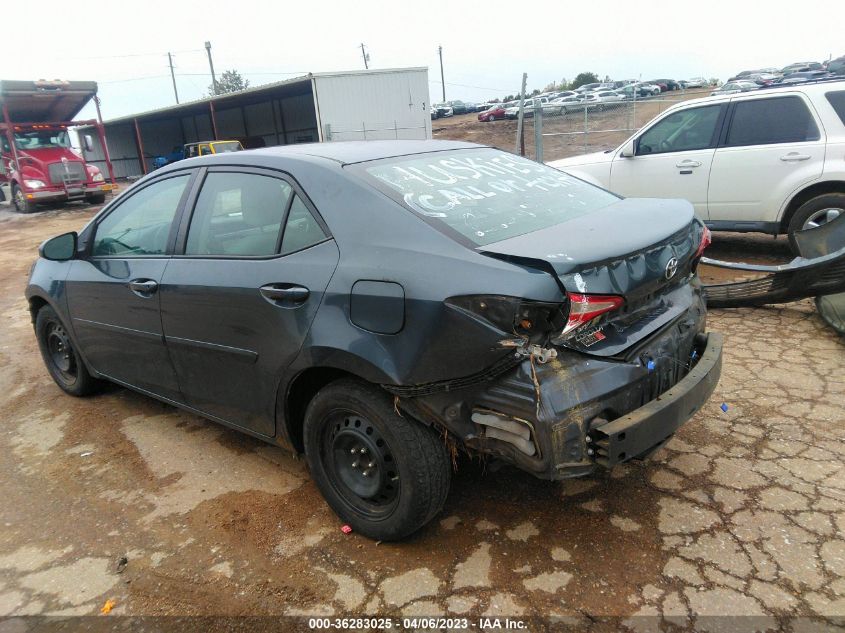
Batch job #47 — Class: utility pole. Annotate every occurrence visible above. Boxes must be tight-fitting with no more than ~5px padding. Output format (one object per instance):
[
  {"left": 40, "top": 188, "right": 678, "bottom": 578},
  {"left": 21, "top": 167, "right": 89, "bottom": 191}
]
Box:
[
  {"left": 167, "top": 52, "right": 179, "bottom": 104},
  {"left": 360, "top": 43, "right": 369, "bottom": 69},
  {"left": 516, "top": 73, "right": 527, "bottom": 156},
  {"left": 205, "top": 41, "right": 218, "bottom": 95},
  {"left": 438, "top": 46, "right": 445, "bottom": 102}
]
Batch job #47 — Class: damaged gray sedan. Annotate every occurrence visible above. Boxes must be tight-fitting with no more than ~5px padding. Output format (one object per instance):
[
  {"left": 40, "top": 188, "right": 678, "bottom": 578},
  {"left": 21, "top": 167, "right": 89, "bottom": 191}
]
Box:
[{"left": 26, "top": 140, "right": 722, "bottom": 540}]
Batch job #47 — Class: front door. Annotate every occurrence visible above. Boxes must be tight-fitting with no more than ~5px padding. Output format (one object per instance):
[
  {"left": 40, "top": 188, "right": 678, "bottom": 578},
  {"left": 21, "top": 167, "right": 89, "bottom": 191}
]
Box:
[
  {"left": 160, "top": 168, "right": 339, "bottom": 436},
  {"left": 610, "top": 103, "right": 725, "bottom": 219},
  {"left": 66, "top": 172, "right": 193, "bottom": 401}
]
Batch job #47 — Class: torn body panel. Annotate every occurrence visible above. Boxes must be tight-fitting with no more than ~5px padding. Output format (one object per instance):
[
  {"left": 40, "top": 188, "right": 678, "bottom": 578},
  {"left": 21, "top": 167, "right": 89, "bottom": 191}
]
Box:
[
  {"left": 397, "top": 287, "right": 717, "bottom": 480},
  {"left": 703, "top": 214, "right": 845, "bottom": 308}
]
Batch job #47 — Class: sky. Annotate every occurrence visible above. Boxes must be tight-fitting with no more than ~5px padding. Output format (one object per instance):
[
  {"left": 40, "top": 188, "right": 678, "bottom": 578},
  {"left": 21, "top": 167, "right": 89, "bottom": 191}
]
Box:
[{"left": 5, "top": 0, "right": 844, "bottom": 122}]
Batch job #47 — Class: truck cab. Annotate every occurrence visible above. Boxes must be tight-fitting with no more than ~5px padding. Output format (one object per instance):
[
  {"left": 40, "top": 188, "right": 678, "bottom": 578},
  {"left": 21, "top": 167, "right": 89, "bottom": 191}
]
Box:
[{"left": 0, "top": 80, "right": 115, "bottom": 213}]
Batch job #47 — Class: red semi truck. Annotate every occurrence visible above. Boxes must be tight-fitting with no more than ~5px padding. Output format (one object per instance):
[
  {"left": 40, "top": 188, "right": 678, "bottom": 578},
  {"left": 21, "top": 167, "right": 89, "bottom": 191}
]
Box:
[{"left": 0, "top": 79, "right": 115, "bottom": 213}]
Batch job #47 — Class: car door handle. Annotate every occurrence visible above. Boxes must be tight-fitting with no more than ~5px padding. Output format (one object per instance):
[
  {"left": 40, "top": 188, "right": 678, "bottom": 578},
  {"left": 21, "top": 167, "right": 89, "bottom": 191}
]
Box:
[
  {"left": 675, "top": 160, "right": 702, "bottom": 168},
  {"left": 128, "top": 279, "right": 158, "bottom": 296},
  {"left": 780, "top": 153, "right": 811, "bottom": 162},
  {"left": 260, "top": 284, "right": 310, "bottom": 304}
]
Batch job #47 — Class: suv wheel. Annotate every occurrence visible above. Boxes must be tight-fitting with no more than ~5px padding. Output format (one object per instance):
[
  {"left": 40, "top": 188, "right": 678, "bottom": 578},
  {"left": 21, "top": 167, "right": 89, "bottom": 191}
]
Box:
[
  {"left": 790, "top": 193, "right": 845, "bottom": 231},
  {"left": 303, "top": 379, "right": 451, "bottom": 541},
  {"left": 35, "top": 305, "right": 103, "bottom": 396}
]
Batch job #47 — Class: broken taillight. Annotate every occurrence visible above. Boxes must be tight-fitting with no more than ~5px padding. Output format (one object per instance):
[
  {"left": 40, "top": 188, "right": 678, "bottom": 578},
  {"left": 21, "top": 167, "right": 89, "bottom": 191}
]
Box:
[
  {"left": 695, "top": 226, "right": 712, "bottom": 259},
  {"left": 560, "top": 292, "right": 624, "bottom": 338}
]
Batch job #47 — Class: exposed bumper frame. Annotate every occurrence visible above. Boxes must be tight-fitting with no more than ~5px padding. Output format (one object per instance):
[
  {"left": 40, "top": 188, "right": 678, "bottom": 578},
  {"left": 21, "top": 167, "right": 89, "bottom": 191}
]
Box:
[{"left": 589, "top": 332, "right": 723, "bottom": 467}]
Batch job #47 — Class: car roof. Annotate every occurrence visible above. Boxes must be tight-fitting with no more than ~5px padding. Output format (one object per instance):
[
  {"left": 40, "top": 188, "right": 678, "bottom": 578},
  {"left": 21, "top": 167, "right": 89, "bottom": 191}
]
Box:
[{"left": 176, "top": 140, "right": 488, "bottom": 167}]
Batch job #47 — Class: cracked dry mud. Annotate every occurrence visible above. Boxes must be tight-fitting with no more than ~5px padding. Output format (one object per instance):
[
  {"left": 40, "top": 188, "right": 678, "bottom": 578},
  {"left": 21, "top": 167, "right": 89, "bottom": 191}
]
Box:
[{"left": 0, "top": 206, "right": 843, "bottom": 631}]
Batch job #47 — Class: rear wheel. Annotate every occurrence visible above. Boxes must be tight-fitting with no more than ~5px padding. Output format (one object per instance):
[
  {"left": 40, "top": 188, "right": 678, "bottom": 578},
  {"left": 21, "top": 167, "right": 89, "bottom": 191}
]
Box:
[
  {"left": 12, "top": 184, "right": 37, "bottom": 213},
  {"left": 87, "top": 193, "right": 106, "bottom": 206},
  {"left": 35, "top": 305, "right": 102, "bottom": 396},
  {"left": 789, "top": 193, "right": 845, "bottom": 233},
  {"left": 303, "top": 379, "right": 451, "bottom": 541}
]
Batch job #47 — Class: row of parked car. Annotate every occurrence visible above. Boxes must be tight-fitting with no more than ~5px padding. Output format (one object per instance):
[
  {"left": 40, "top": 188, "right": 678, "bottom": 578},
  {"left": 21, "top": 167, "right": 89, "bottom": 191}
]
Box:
[
  {"left": 713, "top": 58, "right": 845, "bottom": 96},
  {"left": 474, "top": 77, "right": 711, "bottom": 122}
]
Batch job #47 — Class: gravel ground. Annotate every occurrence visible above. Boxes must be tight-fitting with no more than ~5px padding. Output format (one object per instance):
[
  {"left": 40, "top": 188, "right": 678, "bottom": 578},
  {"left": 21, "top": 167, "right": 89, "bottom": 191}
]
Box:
[{"left": 0, "top": 202, "right": 843, "bottom": 632}]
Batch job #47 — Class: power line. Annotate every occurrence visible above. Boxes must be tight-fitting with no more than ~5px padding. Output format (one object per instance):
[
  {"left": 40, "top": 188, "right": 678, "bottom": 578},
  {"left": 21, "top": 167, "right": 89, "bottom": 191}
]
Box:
[{"left": 68, "top": 48, "right": 203, "bottom": 60}]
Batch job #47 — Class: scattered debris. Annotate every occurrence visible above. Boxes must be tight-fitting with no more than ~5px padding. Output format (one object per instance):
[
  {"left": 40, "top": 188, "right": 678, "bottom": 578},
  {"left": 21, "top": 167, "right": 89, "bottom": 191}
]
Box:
[
  {"left": 80, "top": 452, "right": 93, "bottom": 457},
  {"left": 720, "top": 403, "right": 729, "bottom": 413},
  {"left": 116, "top": 556, "right": 128, "bottom": 574},
  {"left": 100, "top": 599, "right": 116, "bottom": 614},
  {"left": 341, "top": 525, "right": 353, "bottom": 534}
]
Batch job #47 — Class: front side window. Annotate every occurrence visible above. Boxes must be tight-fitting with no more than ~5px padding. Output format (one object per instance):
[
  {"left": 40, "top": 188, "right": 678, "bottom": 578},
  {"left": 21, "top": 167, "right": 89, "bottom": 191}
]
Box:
[
  {"left": 725, "top": 96, "right": 820, "bottom": 147},
  {"left": 185, "top": 172, "right": 293, "bottom": 257},
  {"left": 637, "top": 105, "right": 721, "bottom": 155},
  {"left": 199, "top": 144, "right": 211, "bottom": 156},
  {"left": 93, "top": 174, "right": 189, "bottom": 256},
  {"left": 359, "top": 148, "right": 619, "bottom": 247}
]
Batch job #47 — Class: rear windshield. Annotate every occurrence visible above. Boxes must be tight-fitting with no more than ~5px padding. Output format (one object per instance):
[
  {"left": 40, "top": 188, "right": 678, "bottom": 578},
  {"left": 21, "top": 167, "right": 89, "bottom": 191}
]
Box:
[{"left": 358, "top": 148, "right": 619, "bottom": 246}]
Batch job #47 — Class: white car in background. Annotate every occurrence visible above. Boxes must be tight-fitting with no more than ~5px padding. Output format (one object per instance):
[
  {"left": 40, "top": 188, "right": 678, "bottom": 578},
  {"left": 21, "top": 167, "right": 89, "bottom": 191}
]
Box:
[
  {"left": 549, "top": 79, "right": 845, "bottom": 247},
  {"left": 710, "top": 80, "right": 759, "bottom": 96},
  {"left": 504, "top": 96, "right": 549, "bottom": 119},
  {"left": 681, "top": 77, "right": 708, "bottom": 88}
]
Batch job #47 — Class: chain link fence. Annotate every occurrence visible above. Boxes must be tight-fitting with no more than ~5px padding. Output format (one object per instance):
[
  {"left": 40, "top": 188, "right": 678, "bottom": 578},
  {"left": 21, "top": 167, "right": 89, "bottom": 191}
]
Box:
[{"left": 513, "top": 88, "right": 712, "bottom": 162}]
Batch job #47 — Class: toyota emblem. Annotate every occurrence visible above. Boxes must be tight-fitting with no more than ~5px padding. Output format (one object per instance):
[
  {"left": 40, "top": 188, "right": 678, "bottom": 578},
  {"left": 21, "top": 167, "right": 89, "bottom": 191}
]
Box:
[{"left": 665, "top": 257, "right": 679, "bottom": 280}]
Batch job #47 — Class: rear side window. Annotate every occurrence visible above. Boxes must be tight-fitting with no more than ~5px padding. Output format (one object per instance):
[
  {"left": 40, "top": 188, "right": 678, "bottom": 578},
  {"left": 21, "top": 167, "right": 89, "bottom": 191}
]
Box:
[
  {"left": 725, "top": 96, "right": 820, "bottom": 146},
  {"left": 280, "top": 195, "right": 328, "bottom": 254},
  {"left": 826, "top": 91, "right": 845, "bottom": 126},
  {"left": 359, "top": 148, "right": 619, "bottom": 247},
  {"left": 93, "top": 174, "right": 189, "bottom": 257},
  {"left": 185, "top": 172, "right": 293, "bottom": 256}
]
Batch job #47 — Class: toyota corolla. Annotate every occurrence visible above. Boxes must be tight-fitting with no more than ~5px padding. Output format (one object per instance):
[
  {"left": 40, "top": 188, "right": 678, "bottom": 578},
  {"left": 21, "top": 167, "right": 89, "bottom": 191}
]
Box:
[{"left": 27, "top": 140, "right": 722, "bottom": 540}]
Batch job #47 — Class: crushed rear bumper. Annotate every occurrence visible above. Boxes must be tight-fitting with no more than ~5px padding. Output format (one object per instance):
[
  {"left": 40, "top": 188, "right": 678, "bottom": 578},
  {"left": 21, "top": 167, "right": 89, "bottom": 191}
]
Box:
[{"left": 588, "top": 332, "right": 722, "bottom": 468}]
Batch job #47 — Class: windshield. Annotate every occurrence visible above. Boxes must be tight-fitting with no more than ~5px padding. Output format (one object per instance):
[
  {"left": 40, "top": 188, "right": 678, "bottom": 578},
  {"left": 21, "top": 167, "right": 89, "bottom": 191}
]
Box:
[
  {"left": 359, "top": 148, "right": 619, "bottom": 247},
  {"left": 212, "top": 141, "right": 242, "bottom": 153},
  {"left": 14, "top": 130, "right": 71, "bottom": 150}
]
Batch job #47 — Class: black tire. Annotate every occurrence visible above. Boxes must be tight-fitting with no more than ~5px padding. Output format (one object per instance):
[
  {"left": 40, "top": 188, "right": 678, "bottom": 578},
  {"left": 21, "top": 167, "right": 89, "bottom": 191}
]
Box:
[
  {"left": 787, "top": 193, "right": 845, "bottom": 254},
  {"left": 35, "top": 305, "right": 102, "bottom": 397},
  {"left": 788, "top": 193, "right": 845, "bottom": 234},
  {"left": 87, "top": 193, "right": 106, "bottom": 206},
  {"left": 303, "top": 379, "right": 451, "bottom": 541},
  {"left": 12, "top": 184, "right": 37, "bottom": 213}
]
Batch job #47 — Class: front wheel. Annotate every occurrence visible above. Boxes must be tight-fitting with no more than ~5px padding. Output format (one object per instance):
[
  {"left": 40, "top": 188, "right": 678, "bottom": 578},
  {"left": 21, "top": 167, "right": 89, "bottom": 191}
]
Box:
[
  {"left": 303, "top": 379, "right": 451, "bottom": 541},
  {"left": 35, "top": 305, "right": 103, "bottom": 396},
  {"left": 12, "top": 184, "right": 37, "bottom": 213}
]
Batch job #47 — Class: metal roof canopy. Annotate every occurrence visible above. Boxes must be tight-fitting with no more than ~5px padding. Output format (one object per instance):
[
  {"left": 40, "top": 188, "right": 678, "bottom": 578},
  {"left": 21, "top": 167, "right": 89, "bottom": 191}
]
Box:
[
  {"left": 86, "top": 68, "right": 427, "bottom": 128},
  {"left": 0, "top": 80, "right": 98, "bottom": 122}
]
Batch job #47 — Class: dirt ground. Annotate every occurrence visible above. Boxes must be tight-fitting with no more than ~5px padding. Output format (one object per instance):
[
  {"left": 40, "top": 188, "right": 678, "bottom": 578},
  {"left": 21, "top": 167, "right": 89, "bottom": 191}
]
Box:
[{"left": 0, "top": 196, "right": 844, "bottom": 632}]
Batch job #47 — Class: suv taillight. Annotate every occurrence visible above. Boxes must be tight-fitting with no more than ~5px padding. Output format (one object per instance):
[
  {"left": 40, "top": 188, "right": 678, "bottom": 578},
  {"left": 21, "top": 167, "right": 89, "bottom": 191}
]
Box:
[{"left": 560, "top": 292, "right": 624, "bottom": 337}]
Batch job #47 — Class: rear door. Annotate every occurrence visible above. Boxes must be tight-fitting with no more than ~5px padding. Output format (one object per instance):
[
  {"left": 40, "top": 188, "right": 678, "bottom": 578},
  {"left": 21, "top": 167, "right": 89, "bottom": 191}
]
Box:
[
  {"left": 707, "top": 94, "right": 825, "bottom": 228},
  {"left": 66, "top": 171, "right": 193, "bottom": 401},
  {"left": 609, "top": 103, "right": 726, "bottom": 218},
  {"left": 159, "top": 167, "right": 339, "bottom": 437}
]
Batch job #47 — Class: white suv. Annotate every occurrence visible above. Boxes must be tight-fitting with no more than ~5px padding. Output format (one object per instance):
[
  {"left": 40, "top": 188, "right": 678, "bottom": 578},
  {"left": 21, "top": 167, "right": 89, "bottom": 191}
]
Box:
[{"left": 550, "top": 79, "right": 845, "bottom": 243}]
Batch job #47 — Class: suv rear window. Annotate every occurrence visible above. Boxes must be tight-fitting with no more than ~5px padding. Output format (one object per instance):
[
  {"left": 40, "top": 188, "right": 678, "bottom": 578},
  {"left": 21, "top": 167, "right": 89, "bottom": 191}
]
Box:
[
  {"left": 725, "top": 96, "right": 820, "bottom": 146},
  {"left": 826, "top": 91, "right": 845, "bottom": 126},
  {"left": 358, "top": 148, "right": 619, "bottom": 247}
]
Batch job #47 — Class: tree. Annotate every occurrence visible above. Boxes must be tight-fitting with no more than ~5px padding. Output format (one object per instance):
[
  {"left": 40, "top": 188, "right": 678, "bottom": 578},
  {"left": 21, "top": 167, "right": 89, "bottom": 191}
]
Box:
[
  {"left": 531, "top": 88, "right": 541, "bottom": 96},
  {"left": 209, "top": 69, "right": 250, "bottom": 96},
  {"left": 570, "top": 72, "right": 599, "bottom": 89}
]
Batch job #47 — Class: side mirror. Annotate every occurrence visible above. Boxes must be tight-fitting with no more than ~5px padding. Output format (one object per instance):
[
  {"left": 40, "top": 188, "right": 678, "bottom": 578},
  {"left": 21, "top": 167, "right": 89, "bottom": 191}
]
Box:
[
  {"left": 39, "top": 232, "right": 77, "bottom": 261},
  {"left": 620, "top": 139, "right": 636, "bottom": 157},
  {"left": 83, "top": 134, "right": 95, "bottom": 153}
]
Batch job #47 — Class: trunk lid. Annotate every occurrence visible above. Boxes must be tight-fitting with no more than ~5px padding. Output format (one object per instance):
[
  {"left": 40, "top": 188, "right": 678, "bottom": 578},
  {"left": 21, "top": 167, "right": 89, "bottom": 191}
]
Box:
[{"left": 479, "top": 197, "right": 704, "bottom": 357}]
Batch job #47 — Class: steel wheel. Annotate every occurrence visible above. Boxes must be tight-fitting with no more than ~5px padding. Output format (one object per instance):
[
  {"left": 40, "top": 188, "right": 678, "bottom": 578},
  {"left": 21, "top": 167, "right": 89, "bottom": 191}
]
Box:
[
  {"left": 803, "top": 207, "right": 843, "bottom": 230},
  {"left": 322, "top": 410, "right": 400, "bottom": 518},
  {"left": 45, "top": 321, "right": 77, "bottom": 382}
]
